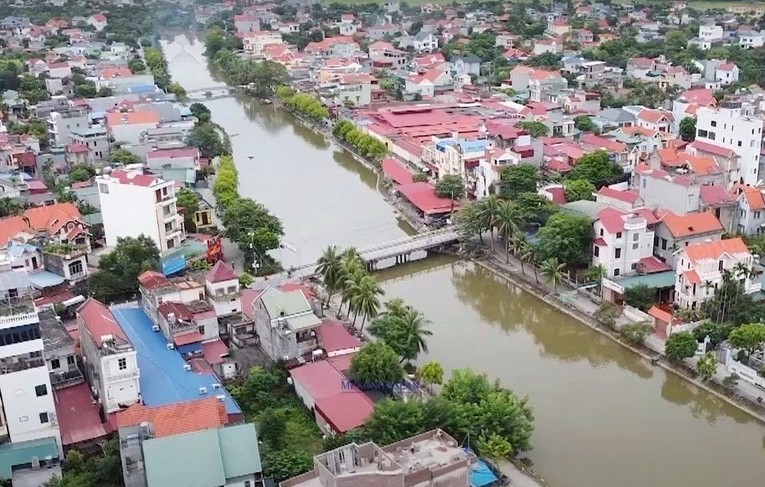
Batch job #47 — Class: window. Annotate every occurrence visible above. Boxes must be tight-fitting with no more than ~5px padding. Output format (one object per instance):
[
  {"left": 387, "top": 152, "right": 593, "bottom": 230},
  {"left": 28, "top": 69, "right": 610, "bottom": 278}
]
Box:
[
  {"left": 118, "top": 358, "right": 127, "bottom": 370},
  {"left": 718, "top": 260, "right": 724, "bottom": 272},
  {"left": 35, "top": 385, "right": 47, "bottom": 397},
  {"left": 614, "top": 268, "right": 620, "bottom": 276},
  {"left": 98, "top": 183, "right": 109, "bottom": 194},
  {"left": 756, "top": 211, "right": 762, "bottom": 219},
  {"left": 697, "top": 129, "right": 708, "bottom": 138},
  {"left": 738, "top": 140, "right": 743, "bottom": 147},
  {"left": 632, "top": 243, "right": 638, "bottom": 250},
  {"left": 39, "top": 413, "right": 48, "bottom": 424},
  {"left": 67, "top": 356, "right": 75, "bottom": 366},
  {"left": 653, "top": 235, "right": 659, "bottom": 247},
  {"left": 599, "top": 228, "right": 604, "bottom": 236},
  {"left": 711, "top": 121, "right": 717, "bottom": 127},
  {"left": 708, "top": 131, "right": 716, "bottom": 140},
  {"left": 198, "top": 326, "right": 205, "bottom": 335},
  {"left": 19, "top": 416, "right": 28, "bottom": 423},
  {"left": 661, "top": 238, "right": 667, "bottom": 250},
  {"left": 616, "top": 232, "right": 622, "bottom": 239},
  {"left": 594, "top": 246, "right": 600, "bottom": 257},
  {"left": 615, "top": 248, "right": 622, "bottom": 258},
  {"left": 50, "top": 359, "right": 60, "bottom": 370},
  {"left": 68, "top": 260, "right": 83, "bottom": 277},
  {"left": 633, "top": 233, "right": 639, "bottom": 241},
  {"left": 631, "top": 263, "right": 637, "bottom": 270}
]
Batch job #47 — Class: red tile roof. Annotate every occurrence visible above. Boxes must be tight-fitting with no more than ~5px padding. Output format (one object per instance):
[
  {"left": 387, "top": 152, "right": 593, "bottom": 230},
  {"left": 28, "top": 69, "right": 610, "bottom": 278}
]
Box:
[
  {"left": 597, "top": 187, "right": 640, "bottom": 204},
  {"left": 661, "top": 211, "right": 723, "bottom": 238},
  {"left": 638, "top": 256, "right": 671, "bottom": 273},
  {"left": 700, "top": 185, "right": 735, "bottom": 206},
  {"left": 597, "top": 207, "right": 627, "bottom": 233},
  {"left": 396, "top": 182, "right": 460, "bottom": 215},
  {"left": 382, "top": 157, "right": 415, "bottom": 185},
  {"left": 202, "top": 339, "right": 229, "bottom": 365},
  {"left": 77, "top": 298, "right": 128, "bottom": 344},
  {"left": 138, "top": 270, "right": 171, "bottom": 290},
  {"left": 108, "top": 170, "right": 161, "bottom": 187},
  {"left": 205, "top": 261, "right": 237, "bottom": 284},
  {"left": 316, "top": 320, "right": 362, "bottom": 355},
  {"left": 683, "top": 269, "right": 701, "bottom": 285},
  {"left": 684, "top": 237, "right": 749, "bottom": 263},
  {"left": 116, "top": 398, "right": 228, "bottom": 438},
  {"left": 241, "top": 288, "right": 260, "bottom": 321},
  {"left": 173, "top": 331, "right": 203, "bottom": 346},
  {"left": 733, "top": 184, "right": 765, "bottom": 210},
  {"left": 648, "top": 305, "right": 673, "bottom": 324},
  {"left": 146, "top": 147, "right": 199, "bottom": 159},
  {"left": 106, "top": 111, "right": 160, "bottom": 127},
  {"left": 690, "top": 140, "right": 736, "bottom": 158},
  {"left": 55, "top": 383, "right": 108, "bottom": 446}
]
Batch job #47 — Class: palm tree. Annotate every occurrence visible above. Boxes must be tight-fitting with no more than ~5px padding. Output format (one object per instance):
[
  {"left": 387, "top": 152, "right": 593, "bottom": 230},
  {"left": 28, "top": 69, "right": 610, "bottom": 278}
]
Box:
[
  {"left": 733, "top": 261, "right": 753, "bottom": 281},
  {"left": 338, "top": 251, "right": 365, "bottom": 316},
  {"left": 519, "top": 242, "right": 535, "bottom": 277},
  {"left": 702, "top": 280, "right": 715, "bottom": 298},
  {"left": 316, "top": 246, "right": 342, "bottom": 303},
  {"left": 495, "top": 201, "right": 517, "bottom": 262},
  {"left": 507, "top": 230, "right": 527, "bottom": 264},
  {"left": 351, "top": 275, "right": 384, "bottom": 333},
  {"left": 478, "top": 195, "right": 501, "bottom": 250},
  {"left": 401, "top": 308, "right": 433, "bottom": 363},
  {"left": 540, "top": 257, "right": 566, "bottom": 292},
  {"left": 381, "top": 297, "right": 411, "bottom": 318}
]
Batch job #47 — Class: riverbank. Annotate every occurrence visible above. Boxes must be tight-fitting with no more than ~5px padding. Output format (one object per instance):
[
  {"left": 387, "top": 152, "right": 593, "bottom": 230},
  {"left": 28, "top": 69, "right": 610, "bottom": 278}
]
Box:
[{"left": 476, "top": 250, "right": 765, "bottom": 424}]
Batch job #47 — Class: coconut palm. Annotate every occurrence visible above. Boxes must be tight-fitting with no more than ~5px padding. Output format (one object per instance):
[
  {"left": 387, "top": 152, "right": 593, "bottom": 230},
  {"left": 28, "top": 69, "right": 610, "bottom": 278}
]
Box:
[
  {"left": 733, "top": 261, "right": 754, "bottom": 281},
  {"left": 338, "top": 251, "right": 366, "bottom": 316},
  {"left": 316, "top": 245, "right": 342, "bottom": 303},
  {"left": 351, "top": 275, "right": 384, "bottom": 332},
  {"left": 508, "top": 230, "right": 528, "bottom": 263},
  {"left": 400, "top": 308, "right": 433, "bottom": 363},
  {"left": 519, "top": 241, "right": 535, "bottom": 278},
  {"left": 702, "top": 280, "right": 715, "bottom": 298},
  {"left": 540, "top": 257, "right": 566, "bottom": 292},
  {"left": 380, "top": 297, "right": 411, "bottom": 318},
  {"left": 495, "top": 201, "right": 517, "bottom": 262},
  {"left": 478, "top": 195, "right": 501, "bottom": 250}
]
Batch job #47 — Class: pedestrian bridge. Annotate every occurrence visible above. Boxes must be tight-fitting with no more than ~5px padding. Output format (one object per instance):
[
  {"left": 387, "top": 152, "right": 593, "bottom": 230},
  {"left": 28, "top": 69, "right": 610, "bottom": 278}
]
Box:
[{"left": 277, "top": 227, "right": 459, "bottom": 281}]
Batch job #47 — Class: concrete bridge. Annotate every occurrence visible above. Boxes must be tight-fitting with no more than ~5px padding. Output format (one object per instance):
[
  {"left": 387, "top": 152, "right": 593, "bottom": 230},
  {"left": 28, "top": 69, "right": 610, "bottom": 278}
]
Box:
[
  {"left": 264, "top": 227, "right": 460, "bottom": 284},
  {"left": 185, "top": 85, "right": 251, "bottom": 100}
]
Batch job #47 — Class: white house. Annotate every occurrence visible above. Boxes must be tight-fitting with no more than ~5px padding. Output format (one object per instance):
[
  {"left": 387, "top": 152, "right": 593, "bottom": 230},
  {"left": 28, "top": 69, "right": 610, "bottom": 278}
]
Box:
[
  {"left": 739, "top": 31, "right": 764, "bottom": 49},
  {"left": 86, "top": 13, "right": 107, "bottom": 31},
  {"left": 592, "top": 207, "right": 656, "bottom": 278},
  {"left": 0, "top": 262, "right": 62, "bottom": 454},
  {"left": 97, "top": 170, "right": 184, "bottom": 254},
  {"left": 242, "top": 31, "right": 284, "bottom": 56},
  {"left": 533, "top": 37, "right": 562, "bottom": 55},
  {"left": 698, "top": 24, "right": 723, "bottom": 42},
  {"left": 674, "top": 237, "right": 760, "bottom": 309},
  {"left": 412, "top": 31, "right": 438, "bottom": 52},
  {"left": 635, "top": 108, "right": 674, "bottom": 133},
  {"left": 77, "top": 298, "right": 140, "bottom": 414},
  {"left": 715, "top": 62, "right": 740, "bottom": 86},
  {"left": 204, "top": 261, "right": 241, "bottom": 317},
  {"left": 695, "top": 100, "right": 764, "bottom": 186},
  {"left": 404, "top": 69, "right": 452, "bottom": 98}
]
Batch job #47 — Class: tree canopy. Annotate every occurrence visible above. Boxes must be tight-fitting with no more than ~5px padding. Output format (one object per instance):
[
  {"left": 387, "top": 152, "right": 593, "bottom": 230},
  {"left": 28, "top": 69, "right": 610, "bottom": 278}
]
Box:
[
  {"left": 664, "top": 331, "right": 699, "bottom": 362},
  {"left": 566, "top": 150, "right": 623, "bottom": 185},
  {"left": 349, "top": 342, "right": 404, "bottom": 390},
  {"left": 89, "top": 235, "right": 160, "bottom": 302},
  {"left": 534, "top": 212, "right": 593, "bottom": 269},
  {"left": 186, "top": 122, "right": 225, "bottom": 159},
  {"left": 435, "top": 175, "right": 465, "bottom": 200},
  {"left": 498, "top": 164, "right": 538, "bottom": 200},
  {"left": 564, "top": 179, "right": 596, "bottom": 202}
]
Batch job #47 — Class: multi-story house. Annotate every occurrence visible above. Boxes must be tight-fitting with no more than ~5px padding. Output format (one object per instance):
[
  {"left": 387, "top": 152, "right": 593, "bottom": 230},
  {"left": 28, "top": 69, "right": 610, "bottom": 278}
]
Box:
[
  {"left": 205, "top": 261, "right": 241, "bottom": 318},
  {"left": 145, "top": 147, "right": 200, "bottom": 186},
  {"left": 47, "top": 109, "right": 89, "bottom": 147},
  {"left": 137, "top": 271, "right": 205, "bottom": 327},
  {"left": 0, "top": 259, "right": 62, "bottom": 454},
  {"left": 69, "top": 125, "right": 109, "bottom": 161},
  {"left": 368, "top": 41, "right": 407, "bottom": 69},
  {"left": 412, "top": 31, "right": 438, "bottom": 52},
  {"left": 423, "top": 137, "right": 490, "bottom": 182},
  {"left": 653, "top": 211, "right": 725, "bottom": 266},
  {"left": 242, "top": 31, "right": 283, "bottom": 56},
  {"left": 77, "top": 298, "right": 140, "bottom": 414},
  {"left": 155, "top": 301, "right": 218, "bottom": 354},
  {"left": 695, "top": 99, "right": 763, "bottom": 186},
  {"left": 739, "top": 31, "right": 764, "bottom": 49},
  {"left": 699, "top": 24, "right": 723, "bottom": 42},
  {"left": 106, "top": 111, "right": 160, "bottom": 146},
  {"left": 250, "top": 286, "right": 322, "bottom": 362},
  {"left": 733, "top": 184, "right": 765, "bottom": 235},
  {"left": 97, "top": 170, "right": 185, "bottom": 254},
  {"left": 0, "top": 203, "right": 89, "bottom": 250},
  {"left": 674, "top": 237, "right": 759, "bottom": 309},
  {"left": 592, "top": 208, "right": 657, "bottom": 278}
]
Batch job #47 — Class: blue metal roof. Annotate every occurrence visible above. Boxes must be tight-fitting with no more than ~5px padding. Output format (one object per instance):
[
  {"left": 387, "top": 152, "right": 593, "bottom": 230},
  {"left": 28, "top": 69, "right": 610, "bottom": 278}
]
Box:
[
  {"left": 112, "top": 308, "right": 241, "bottom": 415},
  {"left": 0, "top": 437, "right": 59, "bottom": 479},
  {"left": 127, "top": 84, "right": 159, "bottom": 94},
  {"left": 28, "top": 271, "right": 65, "bottom": 289}
]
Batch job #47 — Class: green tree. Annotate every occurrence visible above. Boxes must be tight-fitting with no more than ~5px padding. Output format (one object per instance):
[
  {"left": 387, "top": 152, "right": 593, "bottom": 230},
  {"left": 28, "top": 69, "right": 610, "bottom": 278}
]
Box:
[
  {"left": 511, "top": 192, "right": 558, "bottom": 228},
  {"left": 594, "top": 302, "right": 620, "bottom": 328},
  {"left": 535, "top": 212, "right": 593, "bottom": 269},
  {"left": 176, "top": 188, "right": 199, "bottom": 233},
  {"left": 477, "top": 433, "right": 512, "bottom": 462},
  {"left": 89, "top": 235, "right": 160, "bottom": 302},
  {"left": 728, "top": 323, "right": 765, "bottom": 358},
  {"left": 564, "top": 179, "right": 596, "bottom": 202},
  {"left": 367, "top": 306, "right": 432, "bottom": 364},
  {"left": 348, "top": 274, "right": 384, "bottom": 331},
  {"left": 263, "top": 450, "right": 313, "bottom": 483},
  {"left": 624, "top": 284, "right": 657, "bottom": 311},
  {"left": 67, "top": 164, "right": 96, "bottom": 183},
  {"left": 0, "top": 197, "right": 25, "bottom": 217},
  {"left": 496, "top": 201, "right": 517, "bottom": 263},
  {"left": 574, "top": 115, "right": 597, "bottom": 133},
  {"left": 316, "top": 245, "right": 343, "bottom": 303},
  {"left": 620, "top": 321, "right": 653, "bottom": 344},
  {"left": 364, "top": 398, "right": 425, "bottom": 445},
  {"left": 435, "top": 174, "right": 465, "bottom": 199},
  {"left": 349, "top": 342, "right": 404, "bottom": 390},
  {"left": 696, "top": 351, "right": 718, "bottom": 380},
  {"left": 516, "top": 121, "right": 549, "bottom": 137},
  {"left": 186, "top": 122, "right": 225, "bottom": 159},
  {"left": 168, "top": 81, "right": 187, "bottom": 99},
  {"left": 498, "top": 164, "right": 539, "bottom": 200},
  {"left": 419, "top": 361, "right": 444, "bottom": 388},
  {"left": 679, "top": 116, "right": 696, "bottom": 142},
  {"left": 566, "top": 150, "right": 622, "bottom": 185},
  {"left": 111, "top": 148, "right": 141, "bottom": 165},
  {"left": 692, "top": 321, "right": 731, "bottom": 349},
  {"left": 540, "top": 257, "right": 566, "bottom": 291},
  {"left": 190, "top": 102, "right": 211, "bottom": 123},
  {"left": 259, "top": 408, "right": 287, "bottom": 450},
  {"left": 664, "top": 331, "right": 699, "bottom": 362}
]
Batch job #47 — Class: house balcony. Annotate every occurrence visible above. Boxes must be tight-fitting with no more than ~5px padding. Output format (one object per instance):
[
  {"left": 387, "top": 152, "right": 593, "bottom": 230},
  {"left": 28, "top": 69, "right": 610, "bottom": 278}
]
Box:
[
  {"left": 0, "top": 355, "right": 46, "bottom": 375},
  {"left": 0, "top": 297, "right": 37, "bottom": 328}
]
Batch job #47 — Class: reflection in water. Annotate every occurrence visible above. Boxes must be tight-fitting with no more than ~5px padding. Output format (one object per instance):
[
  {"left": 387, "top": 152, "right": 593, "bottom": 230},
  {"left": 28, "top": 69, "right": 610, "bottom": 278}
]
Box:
[
  {"left": 661, "top": 374, "right": 755, "bottom": 426},
  {"left": 237, "top": 96, "right": 289, "bottom": 136},
  {"left": 332, "top": 151, "right": 379, "bottom": 192}
]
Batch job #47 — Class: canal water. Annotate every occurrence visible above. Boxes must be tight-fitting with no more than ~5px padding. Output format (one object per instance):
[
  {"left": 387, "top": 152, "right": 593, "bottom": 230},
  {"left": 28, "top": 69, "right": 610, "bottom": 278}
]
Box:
[{"left": 162, "top": 35, "right": 765, "bottom": 486}]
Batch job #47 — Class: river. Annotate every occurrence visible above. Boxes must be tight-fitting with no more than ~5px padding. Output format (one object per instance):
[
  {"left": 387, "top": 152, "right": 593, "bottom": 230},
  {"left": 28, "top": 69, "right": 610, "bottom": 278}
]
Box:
[{"left": 162, "top": 35, "right": 765, "bottom": 486}]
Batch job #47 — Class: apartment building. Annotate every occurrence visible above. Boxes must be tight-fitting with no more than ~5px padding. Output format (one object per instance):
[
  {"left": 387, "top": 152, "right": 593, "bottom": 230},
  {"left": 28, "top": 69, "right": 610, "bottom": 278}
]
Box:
[
  {"left": 205, "top": 261, "right": 241, "bottom": 318},
  {"left": 47, "top": 109, "right": 89, "bottom": 147},
  {"left": 695, "top": 99, "right": 764, "bottom": 186},
  {"left": 0, "top": 259, "right": 62, "bottom": 455},
  {"left": 97, "top": 170, "right": 184, "bottom": 254},
  {"left": 77, "top": 298, "right": 140, "bottom": 414},
  {"left": 675, "top": 238, "right": 760, "bottom": 309}
]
